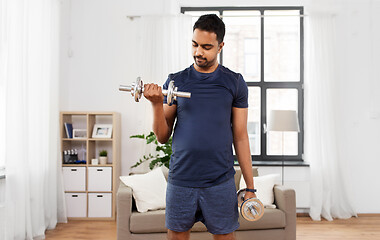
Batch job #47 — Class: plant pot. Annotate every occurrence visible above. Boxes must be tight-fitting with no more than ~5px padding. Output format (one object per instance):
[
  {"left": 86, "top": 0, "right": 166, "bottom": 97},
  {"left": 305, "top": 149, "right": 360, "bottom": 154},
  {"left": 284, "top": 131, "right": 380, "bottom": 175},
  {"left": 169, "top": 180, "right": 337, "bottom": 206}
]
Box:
[{"left": 99, "top": 156, "right": 107, "bottom": 165}]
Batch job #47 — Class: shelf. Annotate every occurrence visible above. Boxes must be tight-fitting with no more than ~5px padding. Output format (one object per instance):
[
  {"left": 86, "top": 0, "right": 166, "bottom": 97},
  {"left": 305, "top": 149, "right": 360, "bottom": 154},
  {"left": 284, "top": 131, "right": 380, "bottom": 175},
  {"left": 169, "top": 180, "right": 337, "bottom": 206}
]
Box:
[
  {"left": 87, "top": 191, "right": 112, "bottom": 193},
  {"left": 61, "top": 111, "right": 116, "bottom": 115},
  {"left": 88, "top": 164, "right": 113, "bottom": 167},
  {"left": 62, "top": 138, "right": 113, "bottom": 141},
  {"left": 64, "top": 191, "right": 112, "bottom": 193},
  {"left": 62, "top": 164, "right": 87, "bottom": 167},
  {"left": 60, "top": 111, "right": 120, "bottom": 220},
  {"left": 67, "top": 217, "right": 114, "bottom": 221},
  {"left": 62, "top": 138, "right": 87, "bottom": 141},
  {"left": 88, "top": 138, "right": 113, "bottom": 141}
]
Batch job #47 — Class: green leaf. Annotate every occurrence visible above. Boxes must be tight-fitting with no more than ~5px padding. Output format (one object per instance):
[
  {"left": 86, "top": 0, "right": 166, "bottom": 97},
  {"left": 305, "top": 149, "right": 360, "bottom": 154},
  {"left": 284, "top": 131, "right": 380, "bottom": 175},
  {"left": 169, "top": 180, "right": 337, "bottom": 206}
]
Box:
[
  {"left": 146, "top": 131, "right": 155, "bottom": 138},
  {"left": 149, "top": 159, "right": 161, "bottom": 170},
  {"left": 130, "top": 131, "right": 173, "bottom": 170},
  {"left": 130, "top": 134, "right": 145, "bottom": 139},
  {"left": 145, "top": 131, "right": 156, "bottom": 144},
  {"left": 146, "top": 136, "right": 156, "bottom": 144},
  {"left": 156, "top": 146, "right": 165, "bottom": 152},
  {"left": 130, "top": 158, "right": 145, "bottom": 168}
]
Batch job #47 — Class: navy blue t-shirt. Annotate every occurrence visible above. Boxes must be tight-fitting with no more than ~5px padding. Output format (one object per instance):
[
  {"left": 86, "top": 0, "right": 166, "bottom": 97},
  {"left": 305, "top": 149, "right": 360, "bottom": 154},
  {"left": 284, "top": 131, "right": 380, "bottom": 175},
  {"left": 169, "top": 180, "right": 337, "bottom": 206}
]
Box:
[{"left": 163, "top": 64, "right": 248, "bottom": 188}]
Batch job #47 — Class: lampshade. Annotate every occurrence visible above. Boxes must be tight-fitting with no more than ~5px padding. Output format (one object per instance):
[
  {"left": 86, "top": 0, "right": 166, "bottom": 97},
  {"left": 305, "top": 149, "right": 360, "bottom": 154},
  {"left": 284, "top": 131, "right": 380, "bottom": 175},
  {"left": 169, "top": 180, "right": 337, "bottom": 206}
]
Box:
[{"left": 267, "top": 110, "right": 300, "bottom": 132}]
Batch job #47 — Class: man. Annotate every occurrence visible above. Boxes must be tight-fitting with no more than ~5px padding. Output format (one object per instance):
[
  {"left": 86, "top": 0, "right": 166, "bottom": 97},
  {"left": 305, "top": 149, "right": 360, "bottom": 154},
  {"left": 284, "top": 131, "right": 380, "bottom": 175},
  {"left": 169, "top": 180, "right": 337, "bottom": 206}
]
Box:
[{"left": 143, "top": 14, "right": 256, "bottom": 240}]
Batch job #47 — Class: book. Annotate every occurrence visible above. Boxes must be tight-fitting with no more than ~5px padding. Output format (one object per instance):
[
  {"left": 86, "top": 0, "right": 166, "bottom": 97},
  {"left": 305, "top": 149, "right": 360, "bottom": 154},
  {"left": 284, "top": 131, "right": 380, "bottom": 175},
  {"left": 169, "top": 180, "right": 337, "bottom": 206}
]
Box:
[{"left": 64, "top": 122, "right": 73, "bottom": 138}]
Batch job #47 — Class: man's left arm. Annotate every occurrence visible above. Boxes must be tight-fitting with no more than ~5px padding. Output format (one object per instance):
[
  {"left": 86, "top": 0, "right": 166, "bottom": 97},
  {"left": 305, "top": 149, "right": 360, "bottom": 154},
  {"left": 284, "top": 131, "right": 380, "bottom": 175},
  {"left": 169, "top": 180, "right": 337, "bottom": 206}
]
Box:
[{"left": 232, "top": 107, "right": 257, "bottom": 200}]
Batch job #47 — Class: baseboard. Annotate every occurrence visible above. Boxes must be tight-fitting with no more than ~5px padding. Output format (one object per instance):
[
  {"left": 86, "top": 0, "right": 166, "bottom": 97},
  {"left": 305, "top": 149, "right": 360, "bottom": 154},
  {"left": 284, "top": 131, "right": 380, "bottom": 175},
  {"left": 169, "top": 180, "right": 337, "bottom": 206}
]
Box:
[
  {"left": 297, "top": 213, "right": 309, "bottom": 217},
  {"left": 296, "top": 213, "right": 380, "bottom": 218},
  {"left": 357, "top": 213, "right": 380, "bottom": 217},
  {"left": 296, "top": 207, "right": 310, "bottom": 215}
]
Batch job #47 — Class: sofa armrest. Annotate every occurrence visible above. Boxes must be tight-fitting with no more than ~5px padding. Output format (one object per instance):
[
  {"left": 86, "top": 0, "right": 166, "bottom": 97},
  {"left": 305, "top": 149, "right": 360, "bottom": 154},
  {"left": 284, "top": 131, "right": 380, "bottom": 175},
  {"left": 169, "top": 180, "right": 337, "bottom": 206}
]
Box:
[
  {"left": 117, "top": 181, "right": 133, "bottom": 240},
  {"left": 274, "top": 185, "right": 296, "bottom": 240}
]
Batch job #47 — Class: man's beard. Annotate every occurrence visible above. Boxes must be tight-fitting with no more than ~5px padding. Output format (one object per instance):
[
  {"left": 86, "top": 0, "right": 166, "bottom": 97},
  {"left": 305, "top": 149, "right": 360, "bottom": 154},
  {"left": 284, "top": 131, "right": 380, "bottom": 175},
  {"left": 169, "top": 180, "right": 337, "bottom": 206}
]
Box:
[{"left": 194, "top": 56, "right": 215, "bottom": 68}]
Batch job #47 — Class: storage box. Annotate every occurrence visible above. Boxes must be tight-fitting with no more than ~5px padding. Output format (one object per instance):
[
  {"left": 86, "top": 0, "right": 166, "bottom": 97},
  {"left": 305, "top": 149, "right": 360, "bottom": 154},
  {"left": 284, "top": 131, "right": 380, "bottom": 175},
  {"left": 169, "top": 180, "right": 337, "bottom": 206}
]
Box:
[
  {"left": 88, "top": 167, "right": 112, "bottom": 191},
  {"left": 88, "top": 193, "right": 112, "bottom": 217},
  {"left": 65, "top": 193, "right": 87, "bottom": 217},
  {"left": 63, "top": 167, "right": 86, "bottom": 191}
]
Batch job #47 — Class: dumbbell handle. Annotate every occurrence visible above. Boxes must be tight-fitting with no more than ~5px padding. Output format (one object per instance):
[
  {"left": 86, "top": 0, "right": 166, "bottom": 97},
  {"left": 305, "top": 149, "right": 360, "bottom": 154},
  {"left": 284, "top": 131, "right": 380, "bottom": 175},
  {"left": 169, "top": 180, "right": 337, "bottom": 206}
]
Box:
[
  {"left": 240, "top": 196, "right": 259, "bottom": 215},
  {"left": 119, "top": 85, "right": 191, "bottom": 99},
  {"left": 248, "top": 205, "right": 258, "bottom": 216},
  {"left": 119, "top": 85, "right": 133, "bottom": 92}
]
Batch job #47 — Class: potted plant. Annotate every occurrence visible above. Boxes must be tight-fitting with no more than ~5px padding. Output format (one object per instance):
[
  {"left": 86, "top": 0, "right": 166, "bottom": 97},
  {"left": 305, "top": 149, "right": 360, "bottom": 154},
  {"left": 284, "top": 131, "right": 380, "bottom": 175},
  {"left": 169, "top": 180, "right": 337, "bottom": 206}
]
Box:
[
  {"left": 130, "top": 131, "right": 172, "bottom": 170},
  {"left": 99, "top": 150, "right": 108, "bottom": 165}
]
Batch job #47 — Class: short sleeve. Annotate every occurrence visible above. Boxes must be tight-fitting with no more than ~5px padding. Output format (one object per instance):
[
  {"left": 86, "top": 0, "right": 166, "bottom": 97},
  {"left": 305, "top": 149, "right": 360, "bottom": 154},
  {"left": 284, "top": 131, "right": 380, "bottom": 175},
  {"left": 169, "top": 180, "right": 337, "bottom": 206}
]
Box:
[
  {"left": 163, "top": 74, "right": 178, "bottom": 105},
  {"left": 233, "top": 74, "right": 248, "bottom": 108}
]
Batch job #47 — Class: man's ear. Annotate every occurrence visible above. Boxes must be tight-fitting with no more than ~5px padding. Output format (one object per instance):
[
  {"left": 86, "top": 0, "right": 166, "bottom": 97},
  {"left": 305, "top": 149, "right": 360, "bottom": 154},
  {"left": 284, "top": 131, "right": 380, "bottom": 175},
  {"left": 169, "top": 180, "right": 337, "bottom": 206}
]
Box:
[{"left": 218, "top": 42, "right": 225, "bottom": 53}]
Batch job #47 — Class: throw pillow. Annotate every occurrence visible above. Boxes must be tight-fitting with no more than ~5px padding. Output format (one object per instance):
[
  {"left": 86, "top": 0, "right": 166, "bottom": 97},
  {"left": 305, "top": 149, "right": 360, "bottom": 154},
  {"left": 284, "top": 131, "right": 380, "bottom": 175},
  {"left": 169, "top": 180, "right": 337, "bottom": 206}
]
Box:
[
  {"left": 239, "top": 174, "right": 279, "bottom": 207},
  {"left": 120, "top": 167, "right": 167, "bottom": 213}
]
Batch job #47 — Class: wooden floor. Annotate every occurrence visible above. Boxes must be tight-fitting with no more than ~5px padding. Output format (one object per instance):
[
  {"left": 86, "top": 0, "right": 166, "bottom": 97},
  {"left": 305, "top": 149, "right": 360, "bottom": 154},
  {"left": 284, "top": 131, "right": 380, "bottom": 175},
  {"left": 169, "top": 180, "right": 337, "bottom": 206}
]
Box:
[
  {"left": 45, "top": 216, "right": 380, "bottom": 240},
  {"left": 45, "top": 220, "right": 117, "bottom": 240},
  {"left": 297, "top": 216, "right": 380, "bottom": 240}
]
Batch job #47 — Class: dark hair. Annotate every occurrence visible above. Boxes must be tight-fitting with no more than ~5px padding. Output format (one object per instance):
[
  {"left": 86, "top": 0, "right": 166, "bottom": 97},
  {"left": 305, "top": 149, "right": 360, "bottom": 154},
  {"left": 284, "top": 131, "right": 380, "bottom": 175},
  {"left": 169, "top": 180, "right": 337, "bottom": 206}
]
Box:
[{"left": 193, "top": 14, "right": 225, "bottom": 44}]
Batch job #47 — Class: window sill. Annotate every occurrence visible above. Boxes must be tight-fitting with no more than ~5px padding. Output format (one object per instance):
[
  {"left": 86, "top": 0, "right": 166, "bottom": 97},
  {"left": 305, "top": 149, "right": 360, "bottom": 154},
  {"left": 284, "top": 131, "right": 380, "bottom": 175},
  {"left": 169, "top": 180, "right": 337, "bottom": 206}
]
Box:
[{"left": 235, "top": 161, "right": 309, "bottom": 167}]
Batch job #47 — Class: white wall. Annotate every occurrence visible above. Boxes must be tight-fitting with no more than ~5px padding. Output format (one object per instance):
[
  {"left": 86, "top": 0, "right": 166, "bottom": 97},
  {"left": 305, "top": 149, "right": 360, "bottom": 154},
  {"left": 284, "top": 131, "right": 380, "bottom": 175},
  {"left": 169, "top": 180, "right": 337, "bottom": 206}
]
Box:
[
  {"left": 333, "top": 1, "right": 380, "bottom": 214},
  {"left": 59, "top": 0, "right": 161, "bottom": 176},
  {"left": 59, "top": 0, "right": 380, "bottom": 213}
]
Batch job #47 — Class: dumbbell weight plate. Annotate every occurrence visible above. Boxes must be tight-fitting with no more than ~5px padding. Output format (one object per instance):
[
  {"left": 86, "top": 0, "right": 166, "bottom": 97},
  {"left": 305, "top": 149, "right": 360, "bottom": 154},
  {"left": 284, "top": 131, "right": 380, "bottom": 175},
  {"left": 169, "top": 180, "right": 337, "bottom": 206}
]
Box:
[
  {"left": 240, "top": 198, "right": 264, "bottom": 221},
  {"left": 237, "top": 188, "right": 264, "bottom": 221},
  {"left": 132, "top": 77, "right": 143, "bottom": 102},
  {"left": 167, "top": 80, "right": 175, "bottom": 106}
]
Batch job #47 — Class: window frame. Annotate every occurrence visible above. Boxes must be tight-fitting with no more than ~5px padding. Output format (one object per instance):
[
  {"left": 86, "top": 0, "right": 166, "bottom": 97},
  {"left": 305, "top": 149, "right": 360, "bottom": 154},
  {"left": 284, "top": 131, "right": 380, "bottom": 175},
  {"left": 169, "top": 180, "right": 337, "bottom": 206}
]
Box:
[{"left": 181, "top": 6, "right": 304, "bottom": 164}]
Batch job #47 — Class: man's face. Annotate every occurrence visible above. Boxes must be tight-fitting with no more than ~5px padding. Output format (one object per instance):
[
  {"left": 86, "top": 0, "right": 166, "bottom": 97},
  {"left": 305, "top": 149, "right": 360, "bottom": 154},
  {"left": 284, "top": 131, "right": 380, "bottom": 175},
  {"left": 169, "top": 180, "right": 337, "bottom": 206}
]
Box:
[{"left": 192, "top": 29, "right": 224, "bottom": 69}]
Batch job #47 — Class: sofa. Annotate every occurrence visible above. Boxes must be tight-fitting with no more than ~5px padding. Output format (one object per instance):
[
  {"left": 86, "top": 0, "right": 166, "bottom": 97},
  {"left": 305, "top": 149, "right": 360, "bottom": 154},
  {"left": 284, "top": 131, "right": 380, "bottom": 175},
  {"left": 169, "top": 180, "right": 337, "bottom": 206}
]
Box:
[{"left": 117, "top": 167, "right": 296, "bottom": 240}]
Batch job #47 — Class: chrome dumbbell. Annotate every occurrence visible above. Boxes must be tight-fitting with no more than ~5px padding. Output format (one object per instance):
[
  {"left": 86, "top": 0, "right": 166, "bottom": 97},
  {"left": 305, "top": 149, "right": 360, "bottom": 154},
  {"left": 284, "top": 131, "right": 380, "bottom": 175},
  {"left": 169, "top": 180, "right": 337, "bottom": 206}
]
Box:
[
  {"left": 119, "top": 77, "right": 191, "bottom": 106},
  {"left": 237, "top": 188, "right": 264, "bottom": 221}
]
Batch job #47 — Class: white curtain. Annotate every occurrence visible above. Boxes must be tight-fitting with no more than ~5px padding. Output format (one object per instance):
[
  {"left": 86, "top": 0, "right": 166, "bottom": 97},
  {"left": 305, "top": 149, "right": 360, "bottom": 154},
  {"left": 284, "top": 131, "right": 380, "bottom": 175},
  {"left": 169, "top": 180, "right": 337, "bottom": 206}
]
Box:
[
  {"left": 305, "top": 13, "right": 357, "bottom": 221},
  {"left": 131, "top": 14, "right": 193, "bottom": 172},
  {"left": 0, "top": 0, "right": 66, "bottom": 239}
]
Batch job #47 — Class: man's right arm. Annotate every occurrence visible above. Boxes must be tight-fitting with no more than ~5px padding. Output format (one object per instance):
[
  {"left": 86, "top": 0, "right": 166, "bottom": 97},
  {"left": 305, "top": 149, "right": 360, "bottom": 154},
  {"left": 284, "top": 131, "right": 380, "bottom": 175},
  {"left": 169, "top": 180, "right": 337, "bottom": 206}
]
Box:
[
  {"left": 152, "top": 103, "right": 176, "bottom": 143},
  {"left": 144, "top": 83, "right": 177, "bottom": 144}
]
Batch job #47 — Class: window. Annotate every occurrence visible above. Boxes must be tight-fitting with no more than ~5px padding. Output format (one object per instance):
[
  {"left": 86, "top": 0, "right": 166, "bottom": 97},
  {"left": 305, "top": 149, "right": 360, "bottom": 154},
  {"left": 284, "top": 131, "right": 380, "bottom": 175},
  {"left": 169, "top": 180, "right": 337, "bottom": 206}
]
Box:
[{"left": 182, "top": 7, "right": 304, "bottom": 163}]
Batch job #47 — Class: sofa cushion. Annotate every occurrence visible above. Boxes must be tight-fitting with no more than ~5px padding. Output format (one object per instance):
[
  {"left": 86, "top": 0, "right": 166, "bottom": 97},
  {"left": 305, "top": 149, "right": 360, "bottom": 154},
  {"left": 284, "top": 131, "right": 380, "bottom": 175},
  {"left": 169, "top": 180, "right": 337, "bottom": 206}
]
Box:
[
  {"left": 129, "top": 208, "right": 286, "bottom": 234},
  {"left": 120, "top": 167, "right": 167, "bottom": 213},
  {"left": 238, "top": 208, "right": 286, "bottom": 230},
  {"left": 240, "top": 174, "right": 279, "bottom": 207},
  {"left": 130, "top": 210, "right": 208, "bottom": 233},
  {"left": 130, "top": 210, "right": 166, "bottom": 233}
]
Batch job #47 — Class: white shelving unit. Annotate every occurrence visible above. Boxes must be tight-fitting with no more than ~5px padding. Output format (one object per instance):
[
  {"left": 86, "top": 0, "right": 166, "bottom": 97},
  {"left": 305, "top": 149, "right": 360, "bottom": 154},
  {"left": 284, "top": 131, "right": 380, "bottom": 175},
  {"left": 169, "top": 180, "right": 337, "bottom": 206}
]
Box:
[{"left": 60, "top": 111, "right": 120, "bottom": 220}]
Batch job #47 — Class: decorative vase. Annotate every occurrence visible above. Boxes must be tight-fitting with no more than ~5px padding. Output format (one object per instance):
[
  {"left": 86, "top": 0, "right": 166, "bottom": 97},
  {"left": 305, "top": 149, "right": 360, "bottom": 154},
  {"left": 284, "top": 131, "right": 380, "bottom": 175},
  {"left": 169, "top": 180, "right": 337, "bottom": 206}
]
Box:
[{"left": 99, "top": 156, "right": 107, "bottom": 165}]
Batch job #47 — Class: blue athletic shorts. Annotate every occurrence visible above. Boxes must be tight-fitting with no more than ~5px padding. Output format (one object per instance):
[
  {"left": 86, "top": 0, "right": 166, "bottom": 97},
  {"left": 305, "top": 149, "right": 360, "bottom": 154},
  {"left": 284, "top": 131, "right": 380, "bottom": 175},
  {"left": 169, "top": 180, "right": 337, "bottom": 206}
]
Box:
[{"left": 165, "top": 177, "right": 240, "bottom": 235}]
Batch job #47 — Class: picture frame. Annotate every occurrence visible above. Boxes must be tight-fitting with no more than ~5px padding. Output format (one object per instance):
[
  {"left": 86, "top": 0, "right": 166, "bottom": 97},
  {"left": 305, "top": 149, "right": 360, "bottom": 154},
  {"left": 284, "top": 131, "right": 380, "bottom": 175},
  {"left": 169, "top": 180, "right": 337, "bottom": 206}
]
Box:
[
  {"left": 92, "top": 124, "right": 113, "bottom": 139},
  {"left": 73, "top": 129, "right": 87, "bottom": 139}
]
